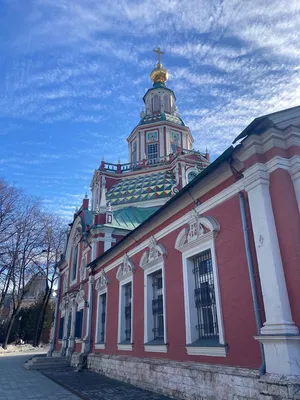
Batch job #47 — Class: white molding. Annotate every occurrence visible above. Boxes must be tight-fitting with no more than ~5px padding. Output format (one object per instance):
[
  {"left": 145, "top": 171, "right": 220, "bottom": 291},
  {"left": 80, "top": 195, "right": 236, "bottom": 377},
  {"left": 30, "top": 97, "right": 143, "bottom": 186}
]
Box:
[
  {"left": 116, "top": 254, "right": 136, "bottom": 281},
  {"left": 144, "top": 344, "right": 168, "bottom": 353},
  {"left": 95, "top": 343, "right": 106, "bottom": 350},
  {"left": 186, "top": 346, "right": 226, "bottom": 357},
  {"left": 95, "top": 270, "right": 109, "bottom": 292},
  {"left": 117, "top": 343, "right": 133, "bottom": 351},
  {"left": 75, "top": 339, "right": 82, "bottom": 344}
]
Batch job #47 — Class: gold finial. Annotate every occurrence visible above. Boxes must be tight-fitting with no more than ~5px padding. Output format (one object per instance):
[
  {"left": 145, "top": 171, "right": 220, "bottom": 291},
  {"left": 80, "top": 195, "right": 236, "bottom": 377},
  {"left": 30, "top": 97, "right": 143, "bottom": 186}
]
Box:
[
  {"left": 153, "top": 47, "right": 164, "bottom": 66},
  {"left": 150, "top": 47, "right": 168, "bottom": 84}
]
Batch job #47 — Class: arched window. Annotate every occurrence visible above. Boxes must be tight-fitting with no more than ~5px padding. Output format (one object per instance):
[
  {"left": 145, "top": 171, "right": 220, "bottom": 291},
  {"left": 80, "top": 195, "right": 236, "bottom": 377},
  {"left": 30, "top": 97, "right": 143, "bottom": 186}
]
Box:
[
  {"left": 164, "top": 95, "right": 171, "bottom": 113},
  {"left": 152, "top": 95, "right": 160, "bottom": 112},
  {"left": 71, "top": 244, "right": 79, "bottom": 282}
]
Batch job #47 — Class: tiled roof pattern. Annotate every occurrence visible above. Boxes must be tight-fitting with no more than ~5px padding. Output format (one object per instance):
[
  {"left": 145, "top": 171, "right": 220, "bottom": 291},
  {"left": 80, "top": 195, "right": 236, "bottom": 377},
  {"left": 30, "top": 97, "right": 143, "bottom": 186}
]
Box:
[{"left": 106, "top": 170, "right": 176, "bottom": 206}]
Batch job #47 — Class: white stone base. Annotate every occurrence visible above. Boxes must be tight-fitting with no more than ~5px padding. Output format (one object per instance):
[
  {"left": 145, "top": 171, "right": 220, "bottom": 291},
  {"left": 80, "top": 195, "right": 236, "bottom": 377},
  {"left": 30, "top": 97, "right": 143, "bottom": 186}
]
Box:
[
  {"left": 87, "top": 353, "right": 300, "bottom": 399},
  {"left": 255, "top": 335, "right": 300, "bottom": 375}
]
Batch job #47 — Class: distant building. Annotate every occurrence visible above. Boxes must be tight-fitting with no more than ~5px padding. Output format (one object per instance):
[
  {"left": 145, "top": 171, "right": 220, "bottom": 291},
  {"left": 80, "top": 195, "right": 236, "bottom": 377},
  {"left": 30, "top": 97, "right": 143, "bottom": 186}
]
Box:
[{"left": 51, "top": 50, "right": 300, "bottom": 400}]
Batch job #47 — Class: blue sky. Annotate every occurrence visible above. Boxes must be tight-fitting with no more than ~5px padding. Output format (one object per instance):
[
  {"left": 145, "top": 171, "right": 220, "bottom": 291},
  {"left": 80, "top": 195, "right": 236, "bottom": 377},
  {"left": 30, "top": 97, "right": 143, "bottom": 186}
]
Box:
[{"left": 1, "top": 0, "right": 300, "bottom": 219}]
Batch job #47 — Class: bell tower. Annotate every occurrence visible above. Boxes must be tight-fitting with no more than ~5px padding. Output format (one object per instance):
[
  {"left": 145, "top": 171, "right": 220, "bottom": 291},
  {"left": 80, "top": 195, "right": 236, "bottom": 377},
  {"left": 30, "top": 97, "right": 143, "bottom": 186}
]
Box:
[{"left": 127, "top": 48, "right": 194, "bottom": 164}]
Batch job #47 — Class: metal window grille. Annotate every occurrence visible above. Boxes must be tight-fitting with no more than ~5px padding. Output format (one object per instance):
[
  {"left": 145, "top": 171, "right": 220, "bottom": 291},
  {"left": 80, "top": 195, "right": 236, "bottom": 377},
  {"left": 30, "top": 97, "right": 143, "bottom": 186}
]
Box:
[
  {"left": 100, "top": 293, "right": 106, "bottom": 342},
  {"left": 72, "top": 245, "right": 78, "bottom": 281},
  {"left": 124, "top": 283, "right": 132, "bottom": 341},
  {"left": 192, "top": 249, "right": 219, "bottom": 341},
  {"left": 147, "top": 143, "right": 158, "bottom": 161},
  {"left": 151, "top": 270, "right": 164, "bottom": 339},
  {"left": 58, "top": 317, "right": 64, "bottom": 340},
  {"left": 75, "top": 309, "right": 83, "bottom": 339}
]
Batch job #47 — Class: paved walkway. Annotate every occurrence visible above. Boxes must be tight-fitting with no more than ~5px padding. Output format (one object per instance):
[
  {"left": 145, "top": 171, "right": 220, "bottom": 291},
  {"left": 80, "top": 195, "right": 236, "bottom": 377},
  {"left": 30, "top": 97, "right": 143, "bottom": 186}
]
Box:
[
  {"left": 0, "top": 352, "right": 80, "bottom": 400},
  {"left": 42, "top": 368, "right": 172, "bottom": 400},
  {"left": 0, "top": 352, "right": 173, "bottom": 400}
]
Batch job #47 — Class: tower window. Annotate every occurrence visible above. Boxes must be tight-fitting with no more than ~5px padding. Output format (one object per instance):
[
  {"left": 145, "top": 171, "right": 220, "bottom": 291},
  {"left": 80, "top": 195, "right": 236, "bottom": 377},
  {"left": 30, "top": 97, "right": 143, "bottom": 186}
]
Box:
[
  {"left": 147, "top": 143, "right": 158, "bottom": 162},
  {"left": 152, "top": 95, "right": 160, "bottom": 112},
  {"left": 164, "top": 95, "right": 171, "bottom": 113},
  {"left": 132, "top": 141, "right": 137, "bottom": 163},
  {"left": 188, "top": 171, "right": 197, "bottom": 183}
]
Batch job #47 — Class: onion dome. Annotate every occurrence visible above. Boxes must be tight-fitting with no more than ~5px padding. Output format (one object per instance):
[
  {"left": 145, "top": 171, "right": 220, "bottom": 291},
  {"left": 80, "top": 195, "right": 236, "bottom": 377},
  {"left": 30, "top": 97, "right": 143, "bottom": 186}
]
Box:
[{"left": 150, "top": 47, "right": 168, "bottom": 85}]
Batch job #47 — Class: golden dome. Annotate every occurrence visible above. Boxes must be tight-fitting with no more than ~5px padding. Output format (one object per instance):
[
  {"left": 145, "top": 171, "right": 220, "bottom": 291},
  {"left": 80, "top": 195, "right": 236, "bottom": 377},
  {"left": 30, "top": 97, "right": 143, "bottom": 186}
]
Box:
[{"left": 150, "top": 62, "right": 168, "bottom": 84}]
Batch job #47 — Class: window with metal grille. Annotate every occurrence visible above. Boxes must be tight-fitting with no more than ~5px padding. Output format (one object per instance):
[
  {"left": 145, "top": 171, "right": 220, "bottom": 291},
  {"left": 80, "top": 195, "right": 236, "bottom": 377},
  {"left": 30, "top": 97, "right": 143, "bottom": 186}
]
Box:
[
  {"left": 75, "top": 309, "right": 83, "bottom": 339},
  {"left": 124, "top": 282, "right": 132, "bottom": 341},
  {"left": 151, "top": 270, "right": 164, "bottom": 340},
  {"left": 192, "top": 249, "right": 219, "bottom": 342},
  {"left": 58, "top": 317, "right": 64, "bottom": 340},
  {"left": 99, "top": 293, "right": 107, "bottom": 342},
  {"left": 71, "top": 244, "right": 78, "bottom": 281},
  {"left": 147, "top": 143, "right": 158, "bottom": 161}
]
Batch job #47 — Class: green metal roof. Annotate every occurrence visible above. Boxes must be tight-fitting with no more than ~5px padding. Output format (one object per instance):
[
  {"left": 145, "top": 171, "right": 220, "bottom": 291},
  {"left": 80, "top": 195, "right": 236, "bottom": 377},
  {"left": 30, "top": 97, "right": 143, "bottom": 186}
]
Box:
[
  {"left": 142, "top": 83, "right": 176, "bottom": 103},
  {"left": 112, "top": 206, "right": 160, "bottom": 229},
  {"left": 138, "top": 111, "right": 185, "bottom": 127}
]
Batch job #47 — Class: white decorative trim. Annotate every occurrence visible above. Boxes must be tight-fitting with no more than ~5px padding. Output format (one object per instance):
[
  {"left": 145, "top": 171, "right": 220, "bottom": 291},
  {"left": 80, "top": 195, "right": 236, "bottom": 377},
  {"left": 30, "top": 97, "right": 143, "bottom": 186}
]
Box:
[
  {"left": 95, "top": 343, "right": 106, "bottom": 350},
  {"left": 140, "top": 236, "right": 167, "bottom": 271},
  {"left": 144, "top": 344, "right": 168, "bottom": 353},
  {"left": 117, "top": 343, "right": 133, "bottom": 351},
  {"left": 63, "top": 270, "right": 69, "bottom": 294},
  {"left": 75, "top": 285, "right": 85, "bottom": 304},
  {"left": 116, "top": 254, "right": 136, "bottom": 281},
  {"left": 75, "top": 339, "right": 82, "bottom": 344},
  {"left": 95, "top": 270, "right": 109, "bottom": 292},
  {"left": 186, "top": 346, "right": 226, "bottom": 357},
  {"left": 175, "top": 214, "right": 220, "bottom": 253}
]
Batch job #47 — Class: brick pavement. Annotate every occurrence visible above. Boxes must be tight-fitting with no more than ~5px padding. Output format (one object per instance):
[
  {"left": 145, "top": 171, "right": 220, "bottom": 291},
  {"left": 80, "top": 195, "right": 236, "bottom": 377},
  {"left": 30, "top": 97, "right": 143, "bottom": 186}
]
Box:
[
  {"left": 0, "top": 352, "right": 80, "bottom": 400},
  {"left": 42, "top": 367, "right": 173, "bottom": 400}
]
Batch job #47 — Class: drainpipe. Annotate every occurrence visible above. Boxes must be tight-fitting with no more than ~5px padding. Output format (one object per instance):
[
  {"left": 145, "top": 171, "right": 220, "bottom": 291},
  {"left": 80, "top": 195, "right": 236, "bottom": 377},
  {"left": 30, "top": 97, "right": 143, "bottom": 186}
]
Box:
[
  {"left": 239, "top": 191, "right": 266, "bottom": 376},
  {"left": 47, "top": 271, "right": 61, "bottom": 357}
]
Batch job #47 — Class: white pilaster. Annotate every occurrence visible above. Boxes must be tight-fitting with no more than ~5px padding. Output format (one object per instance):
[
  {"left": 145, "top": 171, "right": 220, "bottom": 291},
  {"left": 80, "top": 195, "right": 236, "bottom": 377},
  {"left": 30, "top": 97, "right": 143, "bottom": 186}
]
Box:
[
  {"left": 290, "top": 158, "right": 300, "bottom": 213},
  {"left": 82, "top": 275, "right": 94, "bottom": 353},
  {"left": 104, "top": 229, "right": 113, "bottom": 252},
  {"left": 140, "top": 131, "right": 145, "bottom": 159},
  {"left": 244, "top": 163, "right": 300, "bottom": 375},
  {"left": 159, "top": 127, "right": 164, "bottom": 157},
  {"left": 66, "top": 298, "right": 76, "bottom": 357},
  {"left": 91, "top": 238, "right": 97, "bottom": 261}
]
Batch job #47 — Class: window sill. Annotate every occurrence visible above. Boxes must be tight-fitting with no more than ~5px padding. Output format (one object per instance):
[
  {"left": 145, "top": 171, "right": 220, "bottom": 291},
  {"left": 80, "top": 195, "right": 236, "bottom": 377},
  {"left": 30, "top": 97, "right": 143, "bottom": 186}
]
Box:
[
  {"left": 186, "top": 344, "right": 227, "bottom": 357},
  {"left": 117, "top": 343, "right": 133, "bottom": 351},
  {"left": 95, "top": 343, "right": 106, "bottom": 350},
  {"left": 75, "top": 339, "right": 82, "bottom": 343},
  {"left": 144, "top": 343, "right": 168, "bottom": 353}
]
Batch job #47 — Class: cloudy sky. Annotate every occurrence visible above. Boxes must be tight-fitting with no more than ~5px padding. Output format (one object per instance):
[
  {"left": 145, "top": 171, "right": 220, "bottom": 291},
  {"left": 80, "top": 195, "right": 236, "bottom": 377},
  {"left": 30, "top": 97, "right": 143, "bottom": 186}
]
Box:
[{"left": 1, "top": 0, "right": 300, "bottom": 219}]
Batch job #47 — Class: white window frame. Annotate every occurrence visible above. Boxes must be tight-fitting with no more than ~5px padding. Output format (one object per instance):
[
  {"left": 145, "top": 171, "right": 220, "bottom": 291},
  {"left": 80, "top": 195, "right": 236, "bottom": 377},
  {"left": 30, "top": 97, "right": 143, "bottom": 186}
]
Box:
[
  {"left": 95, "top": 270, "right": 109, "bottom": 350},
  {"left": 70, "top": 244, "right": 79, "bottom": 286},
  {"left": 117, "top": 277, "right": 133, "bottom": 351},
  {"left": 95, "top": 289, "right": 107, "bottom": 349},
  {"left": 147, "top": 143, "right": 158, "bottom": 161},
  {"left": 175, "top": 214, "right": 226, "bottom": 357},
  {"left": 140, "top": 237, "right": 168, "bottom": 353},
  {"left": 116, "top": 254, "right": 135, "bottom": 351}
]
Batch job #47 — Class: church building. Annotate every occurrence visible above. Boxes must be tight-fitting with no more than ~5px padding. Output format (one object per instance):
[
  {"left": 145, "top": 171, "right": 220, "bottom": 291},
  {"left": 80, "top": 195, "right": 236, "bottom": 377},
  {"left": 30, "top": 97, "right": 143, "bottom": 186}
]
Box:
[{"left": 50, "top": 49, "right": 300, "bottom": 400}]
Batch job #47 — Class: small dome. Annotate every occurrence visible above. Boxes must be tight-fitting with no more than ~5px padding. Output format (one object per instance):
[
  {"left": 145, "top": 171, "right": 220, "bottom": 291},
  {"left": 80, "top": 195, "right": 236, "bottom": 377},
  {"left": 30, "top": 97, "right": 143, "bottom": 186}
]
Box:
[{"left": 150, "top": 62, "right": 168, "bottom": 84}]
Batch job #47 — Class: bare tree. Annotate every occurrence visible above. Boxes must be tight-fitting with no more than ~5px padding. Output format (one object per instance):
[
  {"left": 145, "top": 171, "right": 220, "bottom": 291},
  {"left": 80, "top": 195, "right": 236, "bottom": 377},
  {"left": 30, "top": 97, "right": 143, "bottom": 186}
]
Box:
[
  {"left": 0, "top": 178, "right": 22, "bottom": 311},
  {"left": 2, "top": 196, "right": 46, "bottom": 349},
  {"left": 33, "top": 214, "right": 66, "bottom": 347}
]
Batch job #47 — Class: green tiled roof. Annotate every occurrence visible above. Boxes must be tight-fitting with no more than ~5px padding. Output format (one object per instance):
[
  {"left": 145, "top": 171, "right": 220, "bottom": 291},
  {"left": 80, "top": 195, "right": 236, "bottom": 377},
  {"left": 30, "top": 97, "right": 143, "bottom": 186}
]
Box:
[
  {"left": 112, "top": 206, "right": 160, "bottom": 229},
  {"left": 106, "top": 170, "right": 176, "bottom": 206}
]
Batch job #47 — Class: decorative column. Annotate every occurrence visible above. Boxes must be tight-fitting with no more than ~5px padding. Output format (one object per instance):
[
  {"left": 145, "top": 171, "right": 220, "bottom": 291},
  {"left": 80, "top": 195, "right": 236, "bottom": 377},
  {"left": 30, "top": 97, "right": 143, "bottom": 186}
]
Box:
[
  {"left": 82, "top": 275, "right": 94, "bottom": 354},
  {"left": 290, "top": 158, "right": 300, "bottom": 213},
  {"left": 66, "top": 296, "right": 76, "bottom": 357},
  {"left": 244, "top": 164, "right": 300, "bottom": 375}
]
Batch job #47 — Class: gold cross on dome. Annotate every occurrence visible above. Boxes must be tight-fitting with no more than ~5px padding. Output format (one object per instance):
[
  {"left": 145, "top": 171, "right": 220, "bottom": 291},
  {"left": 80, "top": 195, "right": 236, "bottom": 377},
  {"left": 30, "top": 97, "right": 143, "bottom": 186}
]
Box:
[{"left": 153, "top": 47, "right": 164, "bottom": 64}]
